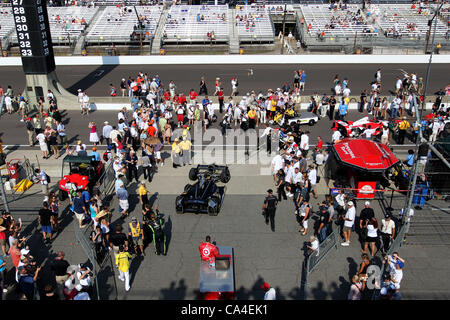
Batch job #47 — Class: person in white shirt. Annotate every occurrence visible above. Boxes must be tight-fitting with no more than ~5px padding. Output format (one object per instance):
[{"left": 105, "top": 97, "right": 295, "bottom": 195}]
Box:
[
  {"left": 381, "top": 214, "right": 396, "bottom": 253},
  {"left": 429, "top": 119, "right": 441, "bottom": 143},
  {"left": 381, "top": 123, "right": 389, "bottom": 145},
  {"left": 343, "top": 87, "right": 351, "bottom": 98},
  {"left": 284, "top": 161, "right": 295, "bottom": 197},
  {"left": 231, "top": 77, "right": 238, "bottom": 96},
  {"left": 271, "top": 154, "right": 285, "bottom": 181},
  {"left": 332, "top": 130, "right": 342, "bottom": 144},
  {"left": 36, "top": 131, "right": 49, "bottom": 159},
  {"left": 307, "top": 164, "right": 317, "bottom": 199},
  {"left": 77, "top": 89, "right": 83, "bottom": 110},
  {"left": 307, "top": 235, "right": 319, "bottom": 256},
  {"left": 384, "top": 252, "right": 405, "bottom": 291},
  {"left": 399, "top": 207, "right": 414, "bottom": 242},
  {"left": 342, "top": 201, "right": 355, "bottom": 246},
  {"left": 261, "top": 282, "right": 276, "bottom": 300},
  {"left": 300, "top": 132, "right": 310, "bottom": 155},
  {"left": 82, "top": 92, "right": 90, "bottom": 115}
]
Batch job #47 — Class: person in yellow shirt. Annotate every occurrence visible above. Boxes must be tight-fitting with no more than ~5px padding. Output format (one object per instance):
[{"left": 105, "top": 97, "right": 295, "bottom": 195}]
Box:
[
  {"left": 396, "top": 116, "right": 410, "bottom": 145},
  {"left": 171, "top": 138, "right": 181, "bottom": 168},
  {"left": 179, "top": 137, "right": 192, "bottom": 166},
  {"left": 128, "top": 217, "right": 145, "bottom": 256},
  {"left": 248, "top": 108, "right": 257, "bottom": 129},
  {"left": 138, "top": 181, "right": 148, "bottom": 210},
  {"left": 115, "top": 245, "right": 132, "bottom": 291}
]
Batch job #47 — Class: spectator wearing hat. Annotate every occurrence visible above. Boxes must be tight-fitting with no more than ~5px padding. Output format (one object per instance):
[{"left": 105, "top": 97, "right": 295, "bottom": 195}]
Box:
[
  {"left": 89, "top": 147, "right": 101, "bottom": 162},
  {"left": 358, "top": 201, "right": 374, "bottom": 243},
  {"left": 76, "top": 263, "right": 93, "bottom": 291},
  {"left": 71, "top": 190, "right": 87, "bottom": 229},
  {"left": 341, "top": 201, "right": 356, "bottom": 246},
  {"left": 383, "top": 252, "right": 405, "bottom": 293},
  {"left": 179, "top": 136, "right": 192, "bottom": 166},
  {"left": 262, "top": 189, "right": 278, "bottom": 232},
  {"left": 102, "top": 121, "right": 113, "bottom": 146},
  {"left": 261, "top": 282, "right": 276, "bottom": 300},
  {"left": 171, "top": 138, "right": 182, "bottom": 168},
  {"left": 128, "top": 217, "right": 145, "bottom": 256},
  {"left": 317, "top": 205, "right": 331, "bottom": 242}
]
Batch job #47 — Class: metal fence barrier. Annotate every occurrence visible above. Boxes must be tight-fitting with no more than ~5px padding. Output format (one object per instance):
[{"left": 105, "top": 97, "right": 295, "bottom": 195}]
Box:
[
  {"left": 302, "top": 228, "right": 338, "bottom": 300},
  {"left": 98, "top": 162, "right": 116, "bottom": 197},
  {"left": 73, "top": 218, "right": 118, "bottom": 300}
]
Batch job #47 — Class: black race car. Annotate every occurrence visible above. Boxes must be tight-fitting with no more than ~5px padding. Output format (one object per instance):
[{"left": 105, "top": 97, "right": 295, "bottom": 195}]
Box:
[{"left": 176, "top": 164, "right": 231, "bottom": 216}]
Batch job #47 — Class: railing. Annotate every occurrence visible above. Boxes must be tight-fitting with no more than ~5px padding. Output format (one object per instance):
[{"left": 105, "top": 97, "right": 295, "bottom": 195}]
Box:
[
  {"left": 73, "top": 218, "right": 118, "bottom": 300},
  {"left": 98, "top": 162, "right": 116, "bottom": 197},
  {"left": 302, "top": 228, "right": 338, "bottom": 300}
]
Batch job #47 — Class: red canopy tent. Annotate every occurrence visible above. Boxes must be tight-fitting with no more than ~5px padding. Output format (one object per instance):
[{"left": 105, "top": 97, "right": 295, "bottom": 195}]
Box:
[{"left": 332, "top": 138, "right": 399, "bottom": 172}]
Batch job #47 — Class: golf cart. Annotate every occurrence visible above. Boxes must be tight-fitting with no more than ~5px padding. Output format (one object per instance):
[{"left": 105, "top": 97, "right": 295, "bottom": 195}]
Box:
[{"left": 58, "top": 156, "right": 104, "bottom": 201}]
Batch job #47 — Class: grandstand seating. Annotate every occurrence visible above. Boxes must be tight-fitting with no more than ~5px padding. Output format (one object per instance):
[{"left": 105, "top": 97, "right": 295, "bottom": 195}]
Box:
[
  {"left": 235, "top": 4, "right": 274, "bottom": 42},
  {"left": 7, "top": 6, "right": 99, "bottom": 44},
  {"left": 86, "top": 5, "right": 163, "bottom": 42},
  {"left": 374, "top": 4, "right": 448, "bottom": 38},
  {"left": 301, "top": 4, "right": 378, "bottom": 38},
  {"left": 163, "top": 5, "right": 229, "bottom": 43},
  {"left": 0, "top": 7, "right": 14, "bottom": 43}
]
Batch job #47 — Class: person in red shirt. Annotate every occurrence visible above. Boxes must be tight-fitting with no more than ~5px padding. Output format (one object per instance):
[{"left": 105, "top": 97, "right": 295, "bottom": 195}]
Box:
[
  {"left": 316, "top": 136, "right": 323, "bottom": 150},
  {"left": 163, "top": 90, "right": 171, "bottom": 102},
  {"left": 198, "top": 235, "right": 219, "bottom": 262},
  {"left": 178, "top": 93, "right": 186, "bottom": 105},
  {"left": 218, "top": 88, "right": 224, "bottom": 113},
  {"left": 189, "top": 89, "right": 198, "bottom": 104},
  {"left": 146, "top": 120, "right": 157, "bottom": 137}
]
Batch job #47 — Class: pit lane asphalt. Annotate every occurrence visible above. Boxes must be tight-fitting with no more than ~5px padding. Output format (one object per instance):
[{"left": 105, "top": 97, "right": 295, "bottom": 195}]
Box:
[{"left": 1, "top": 63, "right": 449, "bottom": 97}]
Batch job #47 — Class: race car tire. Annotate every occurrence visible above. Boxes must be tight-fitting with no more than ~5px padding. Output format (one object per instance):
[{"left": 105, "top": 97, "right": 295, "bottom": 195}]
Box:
[
  {"left": 175, "top": 195, "right": 184, "bottom": 214},
  {"left": 208, "top": 196, "right": 220, "bottom": 216},
  {"left": 189, "top": 168, "right": 198, "bottom": 181},
  {"left": 220, "top": 167, "right": 231, "bottom": 184},
  {"left": 184, "top": 184, "right": 191, "bottom": 192},
  {"left": 58, "top": 190, "right": 67, "bottom": 201},
  {"left": 309, "top": 119, "right": 315, "bottom": 126}
]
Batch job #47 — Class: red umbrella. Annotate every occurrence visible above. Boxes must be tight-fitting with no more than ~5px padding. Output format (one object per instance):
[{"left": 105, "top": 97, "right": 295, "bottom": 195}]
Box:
[{"left": 332, "top": 138, "right": 399, "bottom": 172}]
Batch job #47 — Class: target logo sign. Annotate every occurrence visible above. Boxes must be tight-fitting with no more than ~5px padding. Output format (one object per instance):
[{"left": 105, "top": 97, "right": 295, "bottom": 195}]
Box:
[{"left": 202, "top": 248, "right": 211, "bottom": 257}]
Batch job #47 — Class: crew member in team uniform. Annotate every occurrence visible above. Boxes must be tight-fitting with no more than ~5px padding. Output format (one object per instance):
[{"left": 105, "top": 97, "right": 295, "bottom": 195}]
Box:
[
  {"left": 198, "top": 235, "right": 219, "bottom": 261},
  {"left": 148, "top": 213, "right": 166, "bottom": 256},
  {"left": 262, "top": 189, "right": 278, "bottom": 232}
]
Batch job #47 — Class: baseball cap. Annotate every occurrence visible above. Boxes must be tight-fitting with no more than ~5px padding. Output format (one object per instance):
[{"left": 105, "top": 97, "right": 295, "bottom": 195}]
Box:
[
  {"left": 260, "top": 282, "right": 270, "bottom": 290},
  {"left": 348, "top": 201, "right": 354, "bottom": 206},
  {"left": 131, "top": 217, "right": 137, "bottom": 222},
  {"left": 365, "top": 201, "right": 370, "bottom": 206},
  {"left": 104, "top": 121, "right": 109, "bottom": 125},
  {"left": 267, "top": 189, "right": 273, "bottom": 194}
]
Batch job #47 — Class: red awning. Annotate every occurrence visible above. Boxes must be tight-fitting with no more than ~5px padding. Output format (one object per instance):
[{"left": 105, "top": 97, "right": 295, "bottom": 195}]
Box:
[{"left": 332, "top": 138, "right": 400, "bottom": 172}]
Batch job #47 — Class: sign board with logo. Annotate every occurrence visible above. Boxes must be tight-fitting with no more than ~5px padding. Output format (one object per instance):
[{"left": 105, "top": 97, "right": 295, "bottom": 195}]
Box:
[{"left": 356, "top": 181, "right": 376, "bottom": 199}]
